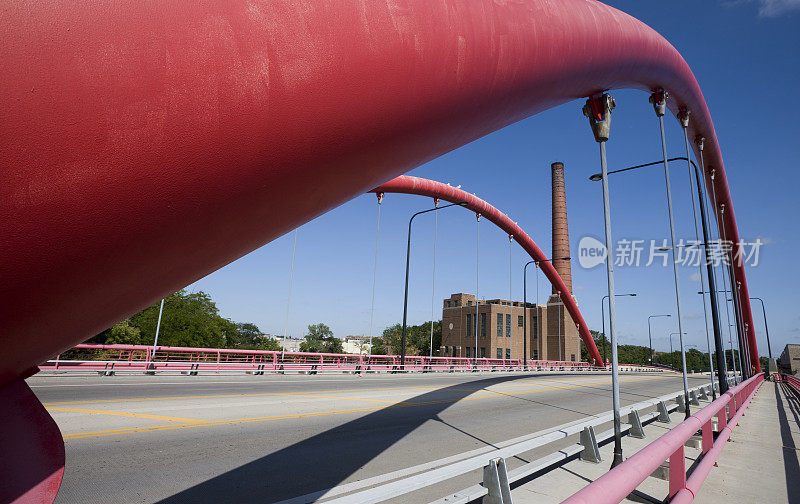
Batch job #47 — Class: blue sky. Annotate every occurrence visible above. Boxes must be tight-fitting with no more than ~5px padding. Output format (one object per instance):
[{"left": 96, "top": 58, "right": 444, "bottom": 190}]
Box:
[{"left": 184, "top": 0, "right": 800, "bottom": 358}]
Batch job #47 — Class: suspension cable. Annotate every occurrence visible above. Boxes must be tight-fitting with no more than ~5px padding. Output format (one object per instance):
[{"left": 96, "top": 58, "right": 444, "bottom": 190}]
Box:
[
  {"left": 282, "top": 228, "right": 298, "bottom": 359},
  {"left": 368, "top": 193, "right": 383, "bottom": 356},
  {"left": 707, "top": 169, "right": 733, "bottom": 379},
  {"left": 680, "top": 112, "right": 715, "bottom": 395},
  {"left": 716, "top": 201, "right": 739, "bottom": 382},
  {"left": 509, "top": 234, "right": 513, "bottom": 362},
  {"left": 697, "top": 139, "right": 729, "bottom": 389},
  {"left": 651, "top": 89, "right": 690, "bottom": 419},
  {"left": 429, "top": 198, "right": 439, "bottom": 358},
  {"left": 475, "top": 213, "right": 480, "bottom": 363}
]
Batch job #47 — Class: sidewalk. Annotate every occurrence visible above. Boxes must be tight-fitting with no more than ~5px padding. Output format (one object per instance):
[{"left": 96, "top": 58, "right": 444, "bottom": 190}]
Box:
[
  {"left": 693, "top": 380, "right": 800, "bottom": 504},
  {"left": 510, "top": 380, "right": 800, "bottom": 504}
]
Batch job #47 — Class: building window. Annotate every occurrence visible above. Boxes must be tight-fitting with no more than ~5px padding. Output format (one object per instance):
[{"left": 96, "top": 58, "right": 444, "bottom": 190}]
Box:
[
  {"left": 466, "top": 314, "right": 472, "bottom": 335},
  {"left": 481, "top": 313, "right": 486, "bottom": 337},
  {"left": 518, "top": 315, "right": 524, "bottom": 327},
  {"left": 505, "top": 314, "right": 511, "bottom": 337},
  {"left": 446, "top": 301, "right": 451, "bottom": 307},
  {"left": 497, "top": 348, "right": 502, "bottom": 359},
  {"left": 571, "top": 354, "right": 576, "bottom": 362},
  {"left": 480, "top": 347, "right": 486, "bottom": 358},
  {"left": 497, "top": 314, "right": 503, "bottom": 337},
  {"left": 506, "top": 349, "right": 511, "bottom": 360},
  {"left": 533, "top": 349, "right": 539, "bottom": 360},
  {"left": 467, "top": 300, "right": 472, "bottom": 306},
  {"left": 466, "top": 347, "right": 471, "bottom": 358}
]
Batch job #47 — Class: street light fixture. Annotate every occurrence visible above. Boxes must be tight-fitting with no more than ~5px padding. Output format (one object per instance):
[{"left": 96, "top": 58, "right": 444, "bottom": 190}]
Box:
[
  {"left": 401, "top": 201, "right": 467, "bottom": 368},
  {"left": 750, "top": 297, "right": 773, "bottom": 376},
  {"left": 601, "top": 293, "right": 637, "bottom": 364},
  {"left": 647, "top": 314, "right": 671, "bottom": 364},
  {"left": 522, "top": 256, "right": 570, "bottom": 368},
  {"left": 669, "top": 332, "right": 687, "bottom": 354}
]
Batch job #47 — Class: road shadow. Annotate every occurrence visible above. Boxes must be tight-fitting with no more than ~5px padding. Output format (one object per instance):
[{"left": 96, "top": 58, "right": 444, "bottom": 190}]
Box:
[
  {"left": 775, "top": 382, "right": 800, "bottom": 504},
  {"left": 156, "top": 372, "right": 557, "bottom": 504}
]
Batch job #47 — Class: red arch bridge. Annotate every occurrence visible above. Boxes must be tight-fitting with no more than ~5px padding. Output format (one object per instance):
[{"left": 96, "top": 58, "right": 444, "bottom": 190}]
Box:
[{"left": 0, "top": 0, "right": 786, "bottom": 503}]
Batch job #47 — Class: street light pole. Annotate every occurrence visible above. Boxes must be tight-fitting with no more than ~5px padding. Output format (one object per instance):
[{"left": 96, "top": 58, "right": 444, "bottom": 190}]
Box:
[
  {"left": 648, "top": 314, "right": 670, "bottom": 364},
  {"left": 601, "top": 293, "right": 637, "bottom": 365},
  {"left": 149, "top": 298, "right": 165, "bottom": 369},
  {"left": 751, "top": 297, "right": 773, "bottom": 376},
  {"left": 401, "top": 201, "right": 467, "bottom": 369}
]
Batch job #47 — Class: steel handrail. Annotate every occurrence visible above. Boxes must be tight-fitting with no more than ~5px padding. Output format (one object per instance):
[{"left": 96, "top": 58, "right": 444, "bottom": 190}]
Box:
[{"left": 560, "top": 373, "right": 764, "bottom": 504}]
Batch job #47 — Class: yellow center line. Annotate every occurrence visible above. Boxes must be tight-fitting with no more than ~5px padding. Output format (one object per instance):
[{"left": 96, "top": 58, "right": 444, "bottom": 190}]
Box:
[
  {"left": 275, "top": 393, "right": 400, "bottom": 404},
  {"left": 46, "top": 407, "right": 203, "bottom": 423},
  {"left": 60, "top": 375, "right": 675, "bottom": 441},
  {"left": 42, "top": 385, "right": 438, "bottom": 407}
]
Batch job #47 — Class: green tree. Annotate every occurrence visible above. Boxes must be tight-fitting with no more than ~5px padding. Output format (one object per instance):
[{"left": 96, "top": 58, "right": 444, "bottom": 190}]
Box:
[
  {"left": 105, "top": 320, "right": 142, "bottom": 345},
  {"left": 300, "top": 323, "right": 343, "bottom": 353},
  {"left": 370, "top": 337, "right": 387, "bottom": 355},
  {"left": 257, "top": 335, "right": 282, "bottom": 351},
  {"left": 226, "top": 322, "right": 263, "bottom": 349},
  {"left": 380, "top": 321, "right": 442, "bottom": 356},
  {"left": 89, "top": 290, "right": 236, "bottom": 349}
]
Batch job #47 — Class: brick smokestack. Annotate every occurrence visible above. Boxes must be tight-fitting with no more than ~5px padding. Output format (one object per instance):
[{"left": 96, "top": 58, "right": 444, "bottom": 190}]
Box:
[{"left": 551, "top": 162, "right": 572, "bottom": 294}]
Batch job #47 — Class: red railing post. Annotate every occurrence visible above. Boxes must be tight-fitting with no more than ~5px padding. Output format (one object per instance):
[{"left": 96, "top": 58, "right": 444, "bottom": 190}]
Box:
[
  {"left": 701, "top": 420, "right": 713, "bottom": 455},
  {"left": 668, "top": 446, "right": 686, "bottom": 498},
  {"left": 717, "top": 404, "right": 728, "bottom": 431}
]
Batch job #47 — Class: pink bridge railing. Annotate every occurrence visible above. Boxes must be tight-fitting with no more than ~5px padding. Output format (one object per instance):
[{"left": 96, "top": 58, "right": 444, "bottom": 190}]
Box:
[
  {"left": 34, "top": 343, "right": 667, "bottom": 374},
  {"left": 561, "top": 373, "right": 764, "bottom": 504},
  {"left": 776, "top": 373, "right": 800, "bottom": 395}
]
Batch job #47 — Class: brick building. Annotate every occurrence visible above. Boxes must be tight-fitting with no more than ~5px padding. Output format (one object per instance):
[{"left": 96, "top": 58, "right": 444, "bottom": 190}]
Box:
[
  {"left": 779, "top": 344, "right": 800, "bottom": 375},
  {"left": 440, "top": 293, "right": 580, "bottom": 361},
  {"left": 440, "top": 161, "right": 581, "bottom": 362}
]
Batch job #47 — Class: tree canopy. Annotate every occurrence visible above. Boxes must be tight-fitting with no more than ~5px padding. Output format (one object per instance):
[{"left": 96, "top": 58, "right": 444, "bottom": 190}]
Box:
[
  {"left": 379, "top": 321, "right": 441, "bottom": 356},
  {"left": 300, "top": 323, "right": 343, "bottom": 353},
  {"left": 87, "top": 290, "right": 280, "bottom": 351},
  {"left": 580, "top": 329, "right": 731, "bottom": 372}
]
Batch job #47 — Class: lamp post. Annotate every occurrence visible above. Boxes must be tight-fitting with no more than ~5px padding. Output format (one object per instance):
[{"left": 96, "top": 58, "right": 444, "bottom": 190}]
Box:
[
  {"left": 523, "top": 256, "right": 570, "bottom": 367},
  {"left": 148, "top": 298, "right": 166, "bottom": 371},
  {"left": 589, "top": 154, "right": 727, "bottom": 395},
  {"left": 750, "top": 297, "right": 773, "bottom": 376},
  {"left": 648, "top": 314, "right": 670, "bottom": 364},
  {"left": 600, "top": 293, "right": 637, "bottom": 364},
  {"left": 401, "top": 201, "right": 467, "bottom": 368},
  {"left": 669, "top": 332, "right": 686, "bottom": 355}
]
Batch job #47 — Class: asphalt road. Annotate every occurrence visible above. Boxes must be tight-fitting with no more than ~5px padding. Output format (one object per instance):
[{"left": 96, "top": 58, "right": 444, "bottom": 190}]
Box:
[{"left": 28, "top": 371, "right": 711, "bottom": 503}]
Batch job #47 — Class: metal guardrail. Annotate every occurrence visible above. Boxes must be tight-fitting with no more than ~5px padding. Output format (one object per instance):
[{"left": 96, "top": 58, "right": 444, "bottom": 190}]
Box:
[
  {"left": 776, "top": 373, "right": 800, "bottom": 395},
  {"left": 562, "top": 373, "right": 764, "bottom": 504},
  {"left": 39, "top": 343, "right": 667, "bottom": 375},
  {"left": 273, "top": 380, "right": 728, "bottom": 504}
]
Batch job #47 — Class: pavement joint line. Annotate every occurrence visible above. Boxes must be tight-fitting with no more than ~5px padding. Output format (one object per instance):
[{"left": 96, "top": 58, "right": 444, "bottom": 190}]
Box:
[{"left": 58, "top": 375, "right": 679, "bottom": 441}]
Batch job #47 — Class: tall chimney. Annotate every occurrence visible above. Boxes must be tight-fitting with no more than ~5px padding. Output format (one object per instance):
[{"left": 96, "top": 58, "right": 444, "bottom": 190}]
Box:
[{"left": 551, "top": 162, "right": 572, "bottom": 294}]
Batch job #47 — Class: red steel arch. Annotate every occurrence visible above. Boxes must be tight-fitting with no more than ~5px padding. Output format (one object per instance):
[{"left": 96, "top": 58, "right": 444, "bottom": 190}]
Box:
[
  {"left": 371, "top": 176, "right": 603, "bottom": 366},
  {"left": 0, "top": 0, "right": 759, "bottom": 390},
  {"left": 0, "top": 0, "right": 762, "bottom": 497}
]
